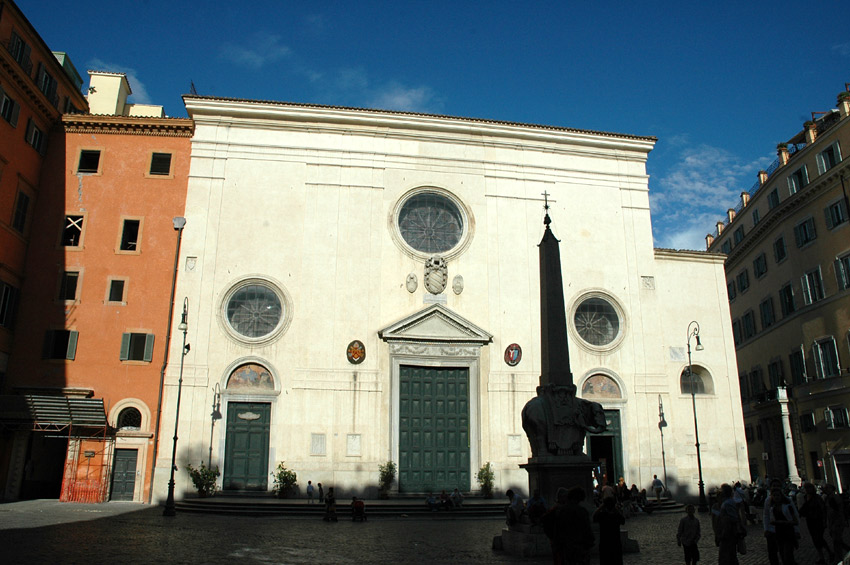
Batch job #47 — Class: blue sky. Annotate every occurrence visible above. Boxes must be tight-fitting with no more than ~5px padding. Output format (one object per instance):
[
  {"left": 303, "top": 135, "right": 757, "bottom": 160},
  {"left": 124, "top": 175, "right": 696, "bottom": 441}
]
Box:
[{"left": 21, "top": 0, "right": 850, "bottom": 250}]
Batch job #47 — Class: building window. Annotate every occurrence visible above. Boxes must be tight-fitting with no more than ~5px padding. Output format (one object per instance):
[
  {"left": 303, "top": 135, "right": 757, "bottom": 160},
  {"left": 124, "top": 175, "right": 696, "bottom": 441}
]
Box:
[
  {"left": 752, "top": 208, "right": 760, "bottom": 226},
  {"left": 119, "top": 219, "right": 141, "bottom": 251},
  {"left": 107, "top": 279, "right": 126, "bottom": 303},
  {"left": 799, "top": 413, "right": 816, "bottom": 433},
  {"left": 773, "top": 236, "right": 787, "bottom": 263},
  {"left": 794, "top": 217, "right": 817, "bottom": 247},
  {"left": 8, "top": 31, "right": 32, "bottom": 72},
  {"left": 0, "top": 281, "right": 20, "bottom": 329},
  {"left": 753, "top": 253, "right": 768, "bottom": 278},
  {"left": 11, "top": 190, "right": 30, "bottom": 233},
  {"left": 732, "top": 319, "right": 742, "bottom": 346},
  {"left": 43, "top": 329, "right": 78, "bottom": 360},
  {"left": 721, "top": 240, "right": 731, "bottom": 254},
  {"left": 680, "top": 366, "right": 713, "bottom": 395},
  {"left": 745, "top": 425, "right": 753, "bottom": 442},
  {"left": 736, "top": 269, "right": 750, "bottom": 293},
  {"left": 727, "top": 281, "right": 737, "bottom": 301},
  {"left": 226, "top": 283, "right": 283, "bottom": 339},
  {"left": 119, "top": 332, "right": 154, "bottom": 362},
  {"left": 61, "top": 215, "right": 84, "bottom": 247},
  {"left": 742, "top": 310, "right": 756, "bottom": 339},
  {"left": 149, "top": 152, "right": 172, "bottom": 176},
  {"left": 739, "top": 374, "right": 750, "bottom": 402},
  {"left": 117, "top": 407, "right": 142, "bottom": 430},
  {"left": 824, "top": 198, "right": 848, "bottom": 230},
  {"left": 25, "top": 118, "right": 46, "bottom": 154},
  {"left": 756, "top": 424, "right": 763, "bottom": 441},
  {"left": 768, "top": 189, "right": 780, "bottom": 210},
  {"left": 398, "top": 191, "right": 465, "bottom": 254},
  {"left": 310, "top": 433, "right": 326, "bottom": 456},
  {"left": 346, "top": 434, "right": 362, "bottom": 457},
  {"left": 825, "top": 406, "right": 850, "bottom": 429},
  {"left": 816, "top": 141, "right": 841, "bottom": 174},
  {"left": 58, "top": 271, "right": 80, "bottom": 301},
  {"left": 749, "top": 367, "right": 765, "bottom": 395},
  {"left": 573, "top": 296, "right": 621, "bottom": 347},
  {"left": 779, "top": 283, "right": 796, "bottom": 317},
  {"left": 35, "top": 63, "right": 57, "bottom": 105},
  {"left": 801, "top": 267, "right": 825, "bottom": 305},
  {"left": 733, "top": 227, "right": 745, "bottom": 246},
  {"left": 768, "top": 359, "right": 783, "bottom": 388},
  {"left": 789, "top": 346, "right": 807, "bottom": 385},
  {"left": 0, "top": 83, "right": 21, "bottom": 127},
  {"left": 837, "top": 252, "right": 850, "bottom": 290},
  {"left": 787, "top": 165, "right": 808, "bottom": 195},
  {"left": 759, "top": 297, "right": 775, "bottom": 329},
  {"left": 813, "top": 337, "right": 840, "bottom": 379},
  {"left": 76, "top": 150, "right": 101, "bottom": 174}
]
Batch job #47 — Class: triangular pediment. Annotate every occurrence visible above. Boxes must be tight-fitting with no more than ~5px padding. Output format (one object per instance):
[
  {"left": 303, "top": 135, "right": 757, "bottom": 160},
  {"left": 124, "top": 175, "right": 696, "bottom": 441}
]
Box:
[{"left": 378, "top": 304, "right": 492, "bottom": 345}]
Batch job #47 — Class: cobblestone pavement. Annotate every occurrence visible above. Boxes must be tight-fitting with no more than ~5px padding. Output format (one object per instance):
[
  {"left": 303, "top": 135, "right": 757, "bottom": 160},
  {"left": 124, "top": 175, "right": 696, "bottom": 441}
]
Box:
[{"left": 1, "top": 500, "right": 848, "bottom": 564}]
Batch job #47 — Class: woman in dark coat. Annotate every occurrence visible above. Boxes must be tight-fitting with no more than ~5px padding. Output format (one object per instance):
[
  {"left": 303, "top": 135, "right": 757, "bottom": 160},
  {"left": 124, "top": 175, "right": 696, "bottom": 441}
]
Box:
[{"left": 593, "top": 495, "right": 626, "bottom": 565}]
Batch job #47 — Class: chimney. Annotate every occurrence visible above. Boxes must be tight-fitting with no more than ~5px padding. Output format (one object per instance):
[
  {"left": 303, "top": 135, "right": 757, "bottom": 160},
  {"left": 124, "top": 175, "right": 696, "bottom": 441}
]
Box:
[
  {"left": 740, "top": 192, "right": 750, "bottom": 208},
  {"left": 716, "top": 221, "right": 725, "bottom": 235},
  {"left": 705, "top": 234, "right": 715, "bottom": 249},
  {"left": 758, "top": 170, "right": 769, "bottom": 186},
  {"left": 87, "top": 71, "right": 131, "bottom": 116},
  {"left": 838, "top": 92, "right": 850, "bottom": 119},
  {"left": 777, "top": 145, "right": 789, "bottom": 166},
  {"left": 727, "top": 208, "right": 736, "bottom": 223},
  {"left": 804, "top": 121, "right": 817, "bottom": 144}
]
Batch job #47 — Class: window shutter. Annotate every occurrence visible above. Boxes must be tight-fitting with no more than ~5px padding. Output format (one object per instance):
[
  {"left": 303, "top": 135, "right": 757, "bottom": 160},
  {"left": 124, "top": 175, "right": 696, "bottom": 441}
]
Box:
[
  {"left": 66, "top": 331, "right": 78, "bottom": 360},
  {"left": 794, "top": 225, "right": 803, "bottom": 247},
  {"left": 825, "top": 206, "right": 835, "bottom": 229},
  {"left": 830, "top": 336, "right": 840, "bottom": 375},
  {"left": 42, "top": 330, "right": 53, "bottom": 359},
  {"left": 836, "top": 259, "right": 848, "bottom": 290},
  {"left": 9, "top": 99, "right": 20, "bottom": 128},
  {"left": 22, "top": 43, "right": 31, "bottom": 66},
  {"left": 143, "top": 334, "right": 155, "bottom": 362},
  {"left": 36, "top": 62, "right": 45, "bottom": 89},
  {"left": 817, "top": 153, "right": 826, "bottom": 175},
  {"left": 119, "top": 332, "right": 130, "bottom": 360},
  {"left": 25, "top": 118, "right": 34, "bottom": 145},
  {"left": 798, "top": 345, "right": 808, "bottom": 382},
  {"left": 824, "top": 408, "right": 834, "bottom": 429},
  {"left": 801, "top": 275, "right": 811, "bottom": 305},
  {"left": 840, "top": 200, "right": 849, "bottom": 224},
  {"left": 813, "top": 342, "right": 824, "bottom": 379}
]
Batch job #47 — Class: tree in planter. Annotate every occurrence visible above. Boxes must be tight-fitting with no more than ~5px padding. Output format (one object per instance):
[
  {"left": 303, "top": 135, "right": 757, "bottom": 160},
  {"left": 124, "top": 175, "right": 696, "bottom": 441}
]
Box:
[
  {"left": 378, "top": 461, "right": 396, "bottom": 498},
  {"left": 185, "top": 462, "right": 220, "bottom": 497},
  {"left": 476, "top": 462, "right": 495, "bottom": 498},
  {"left": 271, "top": 462, "right": 298, "bottom": 498}
]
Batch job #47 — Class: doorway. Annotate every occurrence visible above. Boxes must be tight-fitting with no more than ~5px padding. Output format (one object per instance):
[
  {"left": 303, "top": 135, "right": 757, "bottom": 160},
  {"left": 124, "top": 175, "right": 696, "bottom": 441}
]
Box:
[
  {"left": 587, "top": 410, "right": 623, "bottom": 486},
  {"left": 110, "top": 449, "right": 138, "bottom": 501},
  {"left": 223, "top": 402, "right": 270, "bottom": 490}
]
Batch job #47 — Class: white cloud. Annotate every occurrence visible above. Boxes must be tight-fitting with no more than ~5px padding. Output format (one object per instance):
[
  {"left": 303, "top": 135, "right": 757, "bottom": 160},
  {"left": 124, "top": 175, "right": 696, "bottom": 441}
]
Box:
[
  {"left": 833, "top": 42, "right": 850, "bottom": 57},
  {"left": 87, "top": 58, "right": 152, "bottom": 104},
  {"left": 220, "top": 32, "right": 291, "bottom": 69},
  {"left": 368, "top": 83, "right": 437, "bottom": 113},
  {"left": 650, "top": 143, "right": 772, "bottom": 250}
]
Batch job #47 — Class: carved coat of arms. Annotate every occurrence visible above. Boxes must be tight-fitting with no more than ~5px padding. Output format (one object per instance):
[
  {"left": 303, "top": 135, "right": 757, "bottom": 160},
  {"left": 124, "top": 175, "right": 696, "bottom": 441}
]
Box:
[{"left": 424, "top": 256, "right": 448, "bottom": 294}]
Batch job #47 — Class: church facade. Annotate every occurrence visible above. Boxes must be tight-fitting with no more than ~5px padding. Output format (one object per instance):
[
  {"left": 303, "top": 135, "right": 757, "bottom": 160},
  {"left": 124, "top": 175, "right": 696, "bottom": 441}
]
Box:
[{"left": 152, "top": 96, "right": 749, "bottom": 501}]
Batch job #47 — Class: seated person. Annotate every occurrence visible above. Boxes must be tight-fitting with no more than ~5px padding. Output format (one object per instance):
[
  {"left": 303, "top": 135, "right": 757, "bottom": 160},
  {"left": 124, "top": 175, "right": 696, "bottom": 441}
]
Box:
[
  {"left": 450, "top": 488, "right": 464, "bottom": 507},
  {"left": 425, "top": 493, "right": 439, "bottom": 511},
  {"left": 505, "top": 489, "right": 525, "bottom": 525},
  {"left": 526, "top": 489, "right": 547, "bottom": 525},
  {"left": 351, "top": 496, "right": 366, "bottom": 520}
]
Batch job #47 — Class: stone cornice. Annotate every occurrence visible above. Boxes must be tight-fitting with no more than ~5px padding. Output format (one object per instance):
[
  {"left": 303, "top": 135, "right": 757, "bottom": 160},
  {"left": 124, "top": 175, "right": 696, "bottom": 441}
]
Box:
[
  {"left": 61, "top": 114, "right": 194, "bottom": 137},
  {"left": 654, "top": 248, "right": 726, "bottom": 264}
]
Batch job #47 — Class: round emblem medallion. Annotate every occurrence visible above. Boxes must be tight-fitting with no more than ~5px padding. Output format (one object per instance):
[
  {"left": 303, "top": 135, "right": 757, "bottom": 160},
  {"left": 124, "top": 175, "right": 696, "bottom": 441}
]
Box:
[
  {"left": 346, "top": 340, "right": 366, "bottom": 364},
  {"left": 504, "top": 343, "right": 522, "bottom": 366}
]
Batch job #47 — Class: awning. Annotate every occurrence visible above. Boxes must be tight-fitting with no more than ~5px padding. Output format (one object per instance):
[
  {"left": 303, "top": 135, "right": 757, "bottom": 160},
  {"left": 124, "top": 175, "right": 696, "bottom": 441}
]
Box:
[{"left": 0, "top": 395, "right": 107, "bottom": 435}]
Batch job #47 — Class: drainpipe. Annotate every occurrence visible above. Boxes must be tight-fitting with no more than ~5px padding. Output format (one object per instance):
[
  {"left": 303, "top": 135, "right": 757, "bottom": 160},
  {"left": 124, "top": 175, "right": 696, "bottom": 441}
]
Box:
[{"left": 148, "top": 217, "right": 186, "bottom": 503}]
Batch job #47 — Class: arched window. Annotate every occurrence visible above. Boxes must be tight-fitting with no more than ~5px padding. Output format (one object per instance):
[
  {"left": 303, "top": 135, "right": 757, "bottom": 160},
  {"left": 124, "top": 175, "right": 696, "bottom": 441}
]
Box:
[
  {"left": 116, "top": 407, "right": 142, "bottom": 430},
  {"left": 226, "top": 363, "right": 275, "bottom": 392},
  {"left": 680, "top": 366, "right": 714, "bottom": 395},
  {"left": 581, "top": 374, "right": 622, "bottom": 399}
]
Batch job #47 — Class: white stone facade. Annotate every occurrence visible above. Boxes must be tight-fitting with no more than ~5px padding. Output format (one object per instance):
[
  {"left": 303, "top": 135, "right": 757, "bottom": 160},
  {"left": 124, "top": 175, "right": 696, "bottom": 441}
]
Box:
[{"left": 153, "top": 98, "right": 749, "bottom": 501}]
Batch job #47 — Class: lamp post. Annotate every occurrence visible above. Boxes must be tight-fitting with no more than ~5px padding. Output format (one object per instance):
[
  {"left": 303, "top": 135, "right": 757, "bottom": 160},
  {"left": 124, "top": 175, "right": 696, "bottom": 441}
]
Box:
[
  {"left": 163, "top": 297, "right": 190, "bottom": 517},
  {"left": 208, "top": 383, "right": 222, "bottom": 468},
  {"left": 658, "top": 395, "right": 669, "bottom": 493},
  {"left": 687, "top": 320, "right": 708, "bottom": 512}
]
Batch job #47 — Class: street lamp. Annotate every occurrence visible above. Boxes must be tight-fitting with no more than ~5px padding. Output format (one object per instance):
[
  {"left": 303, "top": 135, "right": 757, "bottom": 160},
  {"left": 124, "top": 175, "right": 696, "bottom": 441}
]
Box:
[
  {"left": 687, "top": 320, "right": 708, "bottom": 512},
  {"left": 208, "top": 383, "right": 222, "bottom": 468},
  {"left": 658, "top": 395, "right": 669, "bottom": 494},
  {"left": 163, "top": 297, "right": 190, "bottom": 517}
]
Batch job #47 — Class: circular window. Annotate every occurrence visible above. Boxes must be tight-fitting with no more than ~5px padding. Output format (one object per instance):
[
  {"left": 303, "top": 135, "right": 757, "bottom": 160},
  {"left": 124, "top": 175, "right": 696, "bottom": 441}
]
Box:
[
  {"left": 226, "top": 284, "right": 282, "bottom": 338},
  {"left": 117, "top": 407, "right": 142, "bottom": 430},
  {"left": 220, "top": 278, "right": 292, "bottom": 345},
  {"left": 574, "top": 297, "right": 621, "bottom": 347},
  {"left": 398, "top": 192, "right": 464, "bottom": 254}
]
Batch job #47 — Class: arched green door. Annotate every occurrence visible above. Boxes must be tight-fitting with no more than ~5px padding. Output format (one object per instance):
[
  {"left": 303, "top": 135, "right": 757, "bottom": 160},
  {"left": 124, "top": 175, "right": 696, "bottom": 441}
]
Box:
[
  {"left": 223, "top": 402, "right": 270, "bottom": 491},
  {"left": 399, "top": 365, "right": 470, "bottom": 492}
]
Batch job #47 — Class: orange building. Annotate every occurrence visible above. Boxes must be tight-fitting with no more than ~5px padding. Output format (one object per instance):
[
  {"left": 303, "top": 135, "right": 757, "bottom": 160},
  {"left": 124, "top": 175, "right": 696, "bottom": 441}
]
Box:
[{"left": 2, "top": 71, "right": 193, "bottom": 502}]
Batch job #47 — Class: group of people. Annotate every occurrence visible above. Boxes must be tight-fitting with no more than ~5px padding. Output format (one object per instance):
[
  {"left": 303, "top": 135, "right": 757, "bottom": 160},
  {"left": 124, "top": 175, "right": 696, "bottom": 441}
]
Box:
[
  {"left": 593, "top": 475, "right": 654, "bottom": 517},
  {"left": 305, "top": 480, "right": 342, "bottom": 522},
  {"left": 425, "top": 488, "right": 464, "bottom": 511}
]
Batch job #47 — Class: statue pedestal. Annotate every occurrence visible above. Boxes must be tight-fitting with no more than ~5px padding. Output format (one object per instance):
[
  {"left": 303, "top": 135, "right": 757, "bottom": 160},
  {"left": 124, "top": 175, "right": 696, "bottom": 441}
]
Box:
[{"left": 520, "top": 454, "right": 595, "bottom": 507}]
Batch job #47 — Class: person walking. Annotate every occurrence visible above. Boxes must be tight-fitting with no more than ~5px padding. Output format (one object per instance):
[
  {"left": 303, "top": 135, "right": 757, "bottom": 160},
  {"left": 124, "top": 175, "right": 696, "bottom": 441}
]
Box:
[
  {"left": 651, "top": 475, "right": 664, "bottom": 503},
  {"left": 798, "top": 482, "right": 833, "bottom": 564},
  {"left": 317, "top": 482, "right": 324, "bottom": 504},
  {"left": 593, "top": 496, "right": 625, "bottom": 565},
  {"left": 677, "top": 504, "right": 701, "bottom": 565},
  {"left": 542, "top": 486, "right": 595, "bottom": 565},
  {"left": 323, "top": 487, "right": 337, "bottom": 522},
  {"left": 765, "top": 485, "right": 798, "bottom": 565},
  {"left": 712, "top": 484, "right": 740, "bottom": 565},
  {"left": 306, "top": 480, "right": 315, "bottom": 504},
  {"left": 824, "top": 483, "right": 849, "bottom": 558}
]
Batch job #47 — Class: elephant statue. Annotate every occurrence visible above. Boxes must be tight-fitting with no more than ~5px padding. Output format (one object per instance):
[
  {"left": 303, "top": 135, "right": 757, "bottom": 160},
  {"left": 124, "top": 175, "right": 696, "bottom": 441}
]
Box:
[{"left": 522, "top": 384, "right": 607, "bottom": 457}]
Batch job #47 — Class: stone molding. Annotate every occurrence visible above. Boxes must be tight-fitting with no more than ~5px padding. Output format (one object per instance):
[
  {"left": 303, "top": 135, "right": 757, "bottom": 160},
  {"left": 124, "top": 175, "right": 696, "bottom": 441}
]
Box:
[{"left": 62, "top": 115, "right": 194, "bottom": 137}]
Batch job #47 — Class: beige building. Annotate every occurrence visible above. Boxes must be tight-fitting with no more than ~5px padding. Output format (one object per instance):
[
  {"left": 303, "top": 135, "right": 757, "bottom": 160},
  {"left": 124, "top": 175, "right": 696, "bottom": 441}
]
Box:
[
  {"left": 152, "top": 96, "right": 749, "bottom": 502},
  {"left": 706, "top": 88, "right": 850, "bottom": 490}
]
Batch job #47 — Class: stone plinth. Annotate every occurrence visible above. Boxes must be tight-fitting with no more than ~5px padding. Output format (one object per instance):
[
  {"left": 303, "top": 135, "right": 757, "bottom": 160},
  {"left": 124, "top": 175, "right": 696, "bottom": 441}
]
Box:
[{"left": 520, "top": 454, "right": 595, "bottom": 506}]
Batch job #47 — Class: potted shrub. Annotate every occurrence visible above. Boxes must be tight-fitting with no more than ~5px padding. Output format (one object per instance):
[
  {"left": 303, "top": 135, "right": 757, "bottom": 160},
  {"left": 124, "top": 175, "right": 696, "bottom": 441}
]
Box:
[
  {"left": 776, "top": 142, "right": 788, "bottom": 150},
  {"left": 185, "top": 462, "right": 219, "bottom": 497},
  {"left": 271, "top": 462, "right": 298, "bottom": 498},
  {"left": 476, "top": 462, "right": 495, "bottom": 498},
  {"left": 378, "top": 461, "right": 396, "bottom": 499}
]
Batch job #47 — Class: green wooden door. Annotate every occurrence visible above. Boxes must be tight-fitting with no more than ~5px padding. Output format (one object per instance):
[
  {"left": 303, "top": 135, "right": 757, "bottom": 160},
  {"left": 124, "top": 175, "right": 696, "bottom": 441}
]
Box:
[
  {"left": 110, "top": 449, "right": 137, "bottom": 501},
  {"left": 223, "top": 402, "right": 270, "bottom": 491},
  {"left": 399, "top": 365, "right": 470, "bottom": 492}
]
